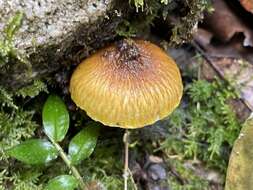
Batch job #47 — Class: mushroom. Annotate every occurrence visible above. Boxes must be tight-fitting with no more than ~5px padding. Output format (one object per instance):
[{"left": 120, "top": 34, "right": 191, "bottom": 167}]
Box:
[{"left": 69, "top": 39, "right": 183, "bottom": 189}]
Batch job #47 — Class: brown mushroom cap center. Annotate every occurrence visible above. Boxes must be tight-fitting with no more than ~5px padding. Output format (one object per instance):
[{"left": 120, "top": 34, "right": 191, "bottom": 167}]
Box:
[{"left": 102, "top": 39, "right": 152, "bottom": 76}]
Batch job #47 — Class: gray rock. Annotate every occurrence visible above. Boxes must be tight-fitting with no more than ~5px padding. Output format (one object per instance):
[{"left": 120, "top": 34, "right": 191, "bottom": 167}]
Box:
[
  {"left": 137, "top": 119, "right": 171, "bottom": 141},
  {"left": 148, "top": 164, "right": 167, "bottom": 181},
  {"left": 0, "top": 0, "right": 129, "bottom": 89}
]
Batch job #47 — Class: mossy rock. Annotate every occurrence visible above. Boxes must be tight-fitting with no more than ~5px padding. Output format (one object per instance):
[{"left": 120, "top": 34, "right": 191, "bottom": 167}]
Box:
[
  {"left": 0, "top": 0, "right": 129, "bottom": 89},
  {"left": 0, "top": 0, "right": 211, "bottom": 91}
]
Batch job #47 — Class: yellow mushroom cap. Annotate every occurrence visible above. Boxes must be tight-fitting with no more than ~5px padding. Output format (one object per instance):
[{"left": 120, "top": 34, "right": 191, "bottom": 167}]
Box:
[{"left": 70, "top": 39, "right": 183, "bottom": 129}]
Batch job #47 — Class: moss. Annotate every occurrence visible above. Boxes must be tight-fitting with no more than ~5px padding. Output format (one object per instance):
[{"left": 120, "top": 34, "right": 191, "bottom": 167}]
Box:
[
  {"left": 0, "top": 23, "right": 48, "bottom": 188},
  {"left": 0, "top": 12, "right": 23, "bottom": 67},
  {"left": 117, "top": 0, "right": 212, "bottom": 45},
  {"left": 116, "top": 0, "right": 161, "bottom": 38},
  {"left": 0, "top": 80, "right": 47, "bottom": 189},
  {"left": 130, "top": 0, "right": 170, "bottom": 12},
  {"left": 169, "top": 0, "right": 213, "bottom": 45},
  {"left": 0, "top": 12, "right": 32, "bottom": 89},
  {"left": 16, "top": 80, "right": 48, "bottom": 98},
  {"left": 168, "top": 159, "right": 209, "bottom": 190},
  {"left": 157, "top": 78, "right": 241, "bottom": 186}
]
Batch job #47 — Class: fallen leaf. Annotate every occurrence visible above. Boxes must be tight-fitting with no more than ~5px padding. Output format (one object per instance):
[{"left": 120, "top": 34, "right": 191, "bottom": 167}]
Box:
[
  {"left": 202, "top": 0, "right": 253, "bottom": 47},
  {"left": 210, "top": 58, "right": 253, "bottom": 110},
  {"left": 240, "top": 0, "right": 253, "bottom": 13},
  {"left": 225, "top": 114, "right": 253, "bottom": 190},
  {"left": 194, "top": 29, "right": 253, "bottom": 62}
]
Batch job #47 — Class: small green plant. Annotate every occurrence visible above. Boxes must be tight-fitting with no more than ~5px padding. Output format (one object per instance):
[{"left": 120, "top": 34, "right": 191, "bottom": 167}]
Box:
[
  {"left": 168, "top": 159, "right": 209, "bottom": 190},
  {"left": 6, "top": 95, "right": 100, "bottom": 190},
  {"left": 0, "top": 12, "right": 30, "bottom": 69},
  {"left": 158, "top": 78, "right": 241, "bottom": 186},
  {"left": 130, "top": 0, "right": 144, "bottom": 11},
  {"left": 129, "top": 0, "right": 169, "bottom": 12}
]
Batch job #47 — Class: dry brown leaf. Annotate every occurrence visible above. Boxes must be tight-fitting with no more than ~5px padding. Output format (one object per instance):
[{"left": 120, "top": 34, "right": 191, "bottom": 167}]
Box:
[
  {"left": 240, "top": 0, "right": 253, "bottom": 13},
  {"left": 202, "top": 0, "right": 253, "bottom": 47},
  {"left": 193, "top": 0, "right": 253, "bottom": 111}
]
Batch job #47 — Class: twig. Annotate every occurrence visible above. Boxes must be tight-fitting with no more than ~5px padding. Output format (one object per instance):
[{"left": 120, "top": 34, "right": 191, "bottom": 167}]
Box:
[
  {"left": 49, "top": 137, "right": 87, "bottom": 190},
  {"left": 192, "top": 40, "right": 253, "bottom": 111},
  {"left": 123, "top": 130, "right": 129, "bottom": 190},
  {"left": 192, "top": 40, "right": 224, "bottom": 78},
  {"left": 128, "top": 168, "right": 138, "bottom": 190}
]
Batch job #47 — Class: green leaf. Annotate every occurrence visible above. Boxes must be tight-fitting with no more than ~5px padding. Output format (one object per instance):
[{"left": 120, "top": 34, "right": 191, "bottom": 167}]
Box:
[
  {"left": 44, "top": 175, "right": 78, "bottom": 190},
  {"left": 225, "top": 115, "right": 253, "bottom": 190},
  {"left": 69, "top": 123, "right": 100, "bottom": 165},
  {"left": 7, "top": 139, "right": 58, "bottom": 165},
  {"left": 42, "top": 95, "right": 69, "bottom": 142}
]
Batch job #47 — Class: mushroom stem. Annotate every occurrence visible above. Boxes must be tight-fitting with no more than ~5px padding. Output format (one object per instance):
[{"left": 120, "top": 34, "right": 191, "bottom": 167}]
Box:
[{"left": 123, "top": 129, "right": 129, "bottom": 190}]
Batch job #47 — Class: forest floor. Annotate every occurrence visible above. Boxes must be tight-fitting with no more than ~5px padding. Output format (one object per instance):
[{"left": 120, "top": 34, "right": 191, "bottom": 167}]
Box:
[{"left": 1, "top": 0, "right": 253, "bottom": 190}]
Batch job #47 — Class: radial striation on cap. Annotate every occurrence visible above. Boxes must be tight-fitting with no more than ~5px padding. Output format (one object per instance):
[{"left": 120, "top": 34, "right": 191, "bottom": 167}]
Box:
[{"left": 70, "top": 39, "right": 183, "bottom": 129}]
